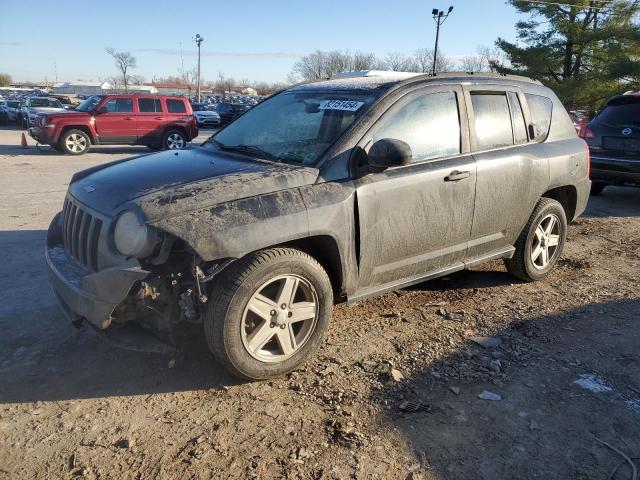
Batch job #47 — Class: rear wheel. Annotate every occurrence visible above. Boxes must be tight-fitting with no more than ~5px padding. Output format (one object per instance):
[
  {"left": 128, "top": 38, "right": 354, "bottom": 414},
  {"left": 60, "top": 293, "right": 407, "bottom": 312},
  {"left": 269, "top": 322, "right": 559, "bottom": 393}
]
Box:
[
  {"left": 58, "top": 129, "right": 91, "bottom": 155},
  {"left": 590, "top": 182, "right": 606, "bottom": 196},
  {"left": 204, "top": 248, "right": 333, "bottom": 380},
  {"left": 505, "top": 197, "right": 567, "bottom": 282},
  {"left": 162, "top": 130, "right": 186, "bottom": 150}
]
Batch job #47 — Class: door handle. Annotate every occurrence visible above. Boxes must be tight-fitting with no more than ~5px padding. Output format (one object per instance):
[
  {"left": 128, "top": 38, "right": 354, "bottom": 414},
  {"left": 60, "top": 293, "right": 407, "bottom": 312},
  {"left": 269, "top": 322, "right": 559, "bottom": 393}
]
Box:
[
  {"left": 444, "top": 170, "right": 470, "bottom": 182},
  {"left": 124, "top": 117, "right": 133, "bottom": 120},
  {"left": 154, "top": 116, "right": 163, "bottom": 120}
]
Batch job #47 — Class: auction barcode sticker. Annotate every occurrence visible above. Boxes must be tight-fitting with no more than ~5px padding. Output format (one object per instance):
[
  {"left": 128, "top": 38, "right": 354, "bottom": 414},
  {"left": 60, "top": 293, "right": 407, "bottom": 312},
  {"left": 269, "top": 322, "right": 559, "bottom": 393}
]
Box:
[{"left": 319, "top": 100, "right": 364, "bottom": 111}]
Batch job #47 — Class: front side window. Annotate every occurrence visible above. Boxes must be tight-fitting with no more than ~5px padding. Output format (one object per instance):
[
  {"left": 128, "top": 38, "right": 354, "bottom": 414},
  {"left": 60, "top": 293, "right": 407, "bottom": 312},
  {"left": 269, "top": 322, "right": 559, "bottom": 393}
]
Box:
[
  {"left": 166, "top": 99, "right": 187, "bottom": 113},
  {"left": 371, "top": 91, "right": 461, "bottom": 163},
  {"left": 105, "top": 98, "right": 133, "bottom": 113},
  {"left": 471, "top": 93, "right": 514, "bottom": 150},
  {"left": 211, "top": 91, "right": 377, "bottom": 165}
]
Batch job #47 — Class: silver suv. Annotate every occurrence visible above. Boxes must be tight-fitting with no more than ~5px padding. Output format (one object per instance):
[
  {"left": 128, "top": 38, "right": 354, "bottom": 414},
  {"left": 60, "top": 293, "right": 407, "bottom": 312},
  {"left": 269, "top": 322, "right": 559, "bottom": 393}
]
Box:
[{"left": 45, "top": 71, "right": 591, "bottom": 379}]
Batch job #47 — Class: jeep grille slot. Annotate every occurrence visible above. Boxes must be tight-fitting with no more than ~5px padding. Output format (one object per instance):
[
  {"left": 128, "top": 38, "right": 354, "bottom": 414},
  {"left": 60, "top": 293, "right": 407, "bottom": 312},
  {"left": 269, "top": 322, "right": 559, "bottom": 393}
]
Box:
[{"left": 62, "top": 197, "right": 102, "bottom": 271}]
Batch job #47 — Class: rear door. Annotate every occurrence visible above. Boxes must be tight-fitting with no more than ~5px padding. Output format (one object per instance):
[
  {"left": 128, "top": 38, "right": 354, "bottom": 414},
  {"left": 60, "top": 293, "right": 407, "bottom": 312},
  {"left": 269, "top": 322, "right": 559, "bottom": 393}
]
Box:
[
  {"left": 93, "top": 97, "right": 137, "bottom": 143},
  {"left": 465, "top": 86, "right": 549, "bottom": 261},
  {"left": 136, "top": 97, "right": 165, "bottom": 144},
  {"left": 354, "top": 85, "right": 477, "bottom": 293}
]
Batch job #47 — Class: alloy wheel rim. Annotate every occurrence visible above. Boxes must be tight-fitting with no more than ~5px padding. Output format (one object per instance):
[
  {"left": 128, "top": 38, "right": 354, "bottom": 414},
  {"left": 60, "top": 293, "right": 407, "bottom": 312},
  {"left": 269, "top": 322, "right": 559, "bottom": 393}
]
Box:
[
  {"left": 66, "top": 134, "right": 87, "bottom": 153},
  {"left": 530, "top": 213, "right": 561, "bottom": 269},
  {"left": 241, "top": 274, "right": 319, "bottom": 363},
  {"left": 167, "top": 133, "right": 184, "bottom": 149}
]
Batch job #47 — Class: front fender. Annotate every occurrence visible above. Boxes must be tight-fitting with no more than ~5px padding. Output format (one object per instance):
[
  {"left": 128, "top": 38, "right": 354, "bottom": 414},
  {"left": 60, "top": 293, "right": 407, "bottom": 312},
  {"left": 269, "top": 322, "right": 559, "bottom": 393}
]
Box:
[{"left": 149, "top": 188, "right": 309, "bottom": 260}]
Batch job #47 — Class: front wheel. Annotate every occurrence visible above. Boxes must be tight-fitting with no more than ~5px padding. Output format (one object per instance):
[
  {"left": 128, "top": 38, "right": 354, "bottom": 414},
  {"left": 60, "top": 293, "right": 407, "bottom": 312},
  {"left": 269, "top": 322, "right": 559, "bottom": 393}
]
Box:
[
  {"left": 162, "top": 130, "right": 187, "bottom": 150},
  {"left": 504, "top": 197, "right": 567, "bottom": 282},
  {"left": 204, "top": 248, "right": 333, "bottom": 380},
  {"left": 58, "top": 129, "right": 91, "bottom": 155}
]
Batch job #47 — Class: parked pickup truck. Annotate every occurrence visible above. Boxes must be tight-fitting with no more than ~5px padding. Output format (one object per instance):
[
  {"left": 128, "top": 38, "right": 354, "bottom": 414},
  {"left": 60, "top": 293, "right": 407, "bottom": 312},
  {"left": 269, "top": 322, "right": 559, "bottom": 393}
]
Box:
[
  {"left": 45, "top": 71, "right": 590, "bottom": 380},
  {"left": 29, "top": 94, "right": 198, "bottom": 154}
]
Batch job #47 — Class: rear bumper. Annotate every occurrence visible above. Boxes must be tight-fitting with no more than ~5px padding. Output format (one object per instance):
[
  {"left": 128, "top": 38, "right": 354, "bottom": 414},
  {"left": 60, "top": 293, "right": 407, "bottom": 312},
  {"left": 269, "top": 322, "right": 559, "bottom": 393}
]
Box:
[
  {"left": 45, "top": 213, "right": 149, "bottom": 330},
  {"left": 574, "top": 177, "right": 591, "bottom": 220},
  {"left": 590, "top": 154, "right": 640, "bottom": 185}
]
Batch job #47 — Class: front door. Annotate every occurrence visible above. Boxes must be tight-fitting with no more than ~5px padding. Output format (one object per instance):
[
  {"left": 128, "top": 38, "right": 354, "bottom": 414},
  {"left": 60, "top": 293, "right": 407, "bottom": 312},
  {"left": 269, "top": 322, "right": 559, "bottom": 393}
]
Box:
[
  {"left": 354, "top": 86, "right": 477, "bottom": 294},
  {"left": 94, "top": 97, "right": 137, "bottom": 144}
]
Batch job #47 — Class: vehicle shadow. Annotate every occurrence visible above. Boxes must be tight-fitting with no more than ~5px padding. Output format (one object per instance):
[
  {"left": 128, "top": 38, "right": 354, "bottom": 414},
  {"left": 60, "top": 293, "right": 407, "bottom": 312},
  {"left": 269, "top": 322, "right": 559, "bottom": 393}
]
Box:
[
  {"left": 584, "top": 186, "right": 640, "bottom": 218},
  {"left": 0, "top": 230, "right": 236, "bottom": 405},
  {"left": 371, "top": 298, "right": 640, "bottom": 479}
]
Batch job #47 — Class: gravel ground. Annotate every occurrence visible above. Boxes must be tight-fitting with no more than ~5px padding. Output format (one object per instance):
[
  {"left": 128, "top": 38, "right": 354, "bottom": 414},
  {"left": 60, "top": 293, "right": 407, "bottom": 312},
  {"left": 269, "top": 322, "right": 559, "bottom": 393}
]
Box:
[{"left": 0, "top": 125, "right": 639, "bottom": 480}]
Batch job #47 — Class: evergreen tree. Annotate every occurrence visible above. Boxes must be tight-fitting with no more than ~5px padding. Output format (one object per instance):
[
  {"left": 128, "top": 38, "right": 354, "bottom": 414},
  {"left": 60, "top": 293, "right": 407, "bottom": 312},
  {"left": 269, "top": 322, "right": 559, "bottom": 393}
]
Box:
[{"left": 496, "top": 0, "right": 640, "bottom": 112}]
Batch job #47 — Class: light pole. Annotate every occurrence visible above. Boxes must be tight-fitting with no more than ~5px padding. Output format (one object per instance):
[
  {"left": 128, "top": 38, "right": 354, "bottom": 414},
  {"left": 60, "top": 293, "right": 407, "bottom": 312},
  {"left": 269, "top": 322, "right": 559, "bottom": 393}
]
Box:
[
  {"left": 431, "top": 6, "right": 453, "bottom": 76},
  {"left": 193, "top": 33, "right": 204, "bottom": 102}
]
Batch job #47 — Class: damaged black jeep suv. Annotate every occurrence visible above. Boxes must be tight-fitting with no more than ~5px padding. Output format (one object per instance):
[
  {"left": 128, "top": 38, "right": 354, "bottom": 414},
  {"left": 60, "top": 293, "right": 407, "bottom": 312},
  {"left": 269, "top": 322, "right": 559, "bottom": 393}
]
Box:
[{"left": 46, "top": 71, "right": 591, "bottom": 379}]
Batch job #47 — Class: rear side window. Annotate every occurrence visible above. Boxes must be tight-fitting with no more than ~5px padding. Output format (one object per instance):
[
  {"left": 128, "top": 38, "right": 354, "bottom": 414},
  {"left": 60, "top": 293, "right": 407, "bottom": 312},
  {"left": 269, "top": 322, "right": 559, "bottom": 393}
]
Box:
[
  {"left": 166, "top": 99, "right": 187, "bottom": 113},
  {"left": 372, "top": 91, "right": 461, "bottom": 163},
  {"left": 596, "top": 96, "right": 640, "bottom": 127},
  {"left": 507, "top": 92, "right": 528, "bottom": 144},
  {"left": 525, "top": 93, "right": 553, "bottom": 140},
  {"left": 138, "top": 98, "right": 163, "bottom": 112},
  {"left": 105, "top": 98, "right": 133, "bottom": 113},
  {"left": 471, "top": 93, "right": 513, "bottom": 150}
]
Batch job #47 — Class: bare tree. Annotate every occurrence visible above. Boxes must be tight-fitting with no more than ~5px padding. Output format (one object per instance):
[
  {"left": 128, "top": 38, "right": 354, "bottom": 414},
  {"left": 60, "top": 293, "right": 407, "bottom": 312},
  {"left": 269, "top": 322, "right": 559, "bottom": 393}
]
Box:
[
  {"left": 413, "top": 48, "right": 454, "bottom": 74},
  {"left": 292, "top": 50, "right": 328, "bottom": 81},
  {"left": 458, "top": 55, "right": 488, "bottom": 73},
  {"left": 478, "top": 46, "right": 508, "bottom": 73},
  {"left": 353, "top": 52, "right": 379, "bottom": 70},
  {"left": 106, "top": 48, "right": 137, "bottom": 92},
  {"left": 383, "top": 52, "right": 417, "bottom": 72},
  {"left": 180, "top": 67, "right": 198, "bottom": 97},
  {"left": 325, "top": 51, "right": 353, "bottom": 77},
  {"left": 216, "top": 72, "right": 235, "bottom": 99},
  {"left": 106, "top": 76, "right": 123, "bottom": 93},
  {"left": 130, "top": 74, "right": 146, "bottom": 85}
]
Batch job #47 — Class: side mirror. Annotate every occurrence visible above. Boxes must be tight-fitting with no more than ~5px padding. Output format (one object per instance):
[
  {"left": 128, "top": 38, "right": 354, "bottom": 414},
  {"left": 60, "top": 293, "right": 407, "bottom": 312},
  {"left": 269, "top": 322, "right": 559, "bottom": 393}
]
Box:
[{"left": 368, "top": 138, "right": 412, "bottom": 168}]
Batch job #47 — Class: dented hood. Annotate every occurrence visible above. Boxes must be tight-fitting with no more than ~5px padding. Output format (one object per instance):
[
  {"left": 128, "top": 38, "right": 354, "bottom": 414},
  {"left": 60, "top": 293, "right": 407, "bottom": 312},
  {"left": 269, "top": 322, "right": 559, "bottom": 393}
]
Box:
[{"left": 69, "top": 146, "right": 319, "bottom": 219}]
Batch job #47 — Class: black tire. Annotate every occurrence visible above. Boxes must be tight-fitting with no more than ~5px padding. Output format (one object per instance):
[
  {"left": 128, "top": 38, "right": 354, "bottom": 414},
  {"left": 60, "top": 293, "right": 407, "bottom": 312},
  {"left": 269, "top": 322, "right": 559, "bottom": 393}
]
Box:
[
  {"left": 204, "top": 248, "right": 333, "bottom": 380},
  {"left": 590, "top": 182, "right": 606, "bottom": 196},
  {"left": 161, "top": 129, "right": 187, "bottom": 150},
  {"left": 58, "top": 129, "right": 91, "bottom": 155},
  {"left": 504, "top": 197, "right": 567, "bottom": 282}
]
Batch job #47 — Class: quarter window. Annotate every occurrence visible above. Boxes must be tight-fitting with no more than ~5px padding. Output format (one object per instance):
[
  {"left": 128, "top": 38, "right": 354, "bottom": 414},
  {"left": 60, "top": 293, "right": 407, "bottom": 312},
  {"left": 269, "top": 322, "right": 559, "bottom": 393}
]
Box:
[
  {"left": 138, "top": 98, "right": 163, "bottom": 113},
  {"left": 525, "top": 93, "right": 553, "bottom": 140},
  {"left": 166, "top": 99, "right": 187, "bottom": 113},
  {"left": 104, "top": 98, "right": 133, "bottom": 113},
  {"left": 507, "top": 92, "right": 528, "bottom": 144},
  {"left": 372, "top": 91, "right": 461, "bottom": 163},
  {"left": 471, "top": 93, "right": 513, "bottom": 150}
]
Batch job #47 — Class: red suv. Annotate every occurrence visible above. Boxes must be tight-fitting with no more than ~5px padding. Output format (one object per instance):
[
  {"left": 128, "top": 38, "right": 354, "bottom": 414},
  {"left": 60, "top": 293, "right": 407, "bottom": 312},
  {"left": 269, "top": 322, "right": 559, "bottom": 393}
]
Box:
[{"left": 29, "top": 94, "right": 198, "bottom": 155}]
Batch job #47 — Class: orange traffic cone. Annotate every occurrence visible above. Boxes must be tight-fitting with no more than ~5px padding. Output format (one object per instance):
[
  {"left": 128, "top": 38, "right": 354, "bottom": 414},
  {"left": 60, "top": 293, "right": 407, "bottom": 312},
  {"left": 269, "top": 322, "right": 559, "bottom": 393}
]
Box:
[{"left": 20, "top": 132, "right": 28, "bottom": 149}]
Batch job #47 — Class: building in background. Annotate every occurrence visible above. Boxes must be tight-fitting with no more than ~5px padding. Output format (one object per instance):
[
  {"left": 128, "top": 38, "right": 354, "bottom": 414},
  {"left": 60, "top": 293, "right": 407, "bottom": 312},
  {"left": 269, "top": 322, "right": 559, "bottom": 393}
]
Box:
[{"left": 52, "top": 81, "right": 112, "bottom": 95}]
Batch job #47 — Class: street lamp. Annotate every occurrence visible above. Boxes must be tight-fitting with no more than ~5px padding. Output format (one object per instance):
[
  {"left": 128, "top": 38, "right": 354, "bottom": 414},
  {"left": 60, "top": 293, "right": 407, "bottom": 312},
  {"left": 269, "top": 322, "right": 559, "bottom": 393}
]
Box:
[
  {"left": 431, "top": 6, "right": 453, "bottom": 76},
  {"left": 193, "top": 33, "right": 204, "bottom": 102}
]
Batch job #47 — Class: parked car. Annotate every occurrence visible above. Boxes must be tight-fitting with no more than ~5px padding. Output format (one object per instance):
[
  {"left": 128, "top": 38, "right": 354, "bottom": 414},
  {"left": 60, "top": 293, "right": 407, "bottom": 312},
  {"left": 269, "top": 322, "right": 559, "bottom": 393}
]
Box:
[
  {"left": 20, "top": 97, "right": 67, "bottom": 127},
  {"left": 0, "top": 99, "right": 20, "bottom": 122},
  {"left": 45, "top": 72, "right": 590, "bottom": 379},
  {"left": 569, "top": 110, "right": 589, "bottom": 136},
  {"left": 48, "top": 94, "right": 75, "bottom": 110},
  {"left": 191, "top": 102, "right": 221, "bottom": 128},
  {"left": 214, "top": 102, "right": 247, "bottom": 124},
  {"left": 29, "top": 94, "right": 198, "bottom": 154},
  {"left": 581, "top": 92, "right": 640, "bottom": 194}
]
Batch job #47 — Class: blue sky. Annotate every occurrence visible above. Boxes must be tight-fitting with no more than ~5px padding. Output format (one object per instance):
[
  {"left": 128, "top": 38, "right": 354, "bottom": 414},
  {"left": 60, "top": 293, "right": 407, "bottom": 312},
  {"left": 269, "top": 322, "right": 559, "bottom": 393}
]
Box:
[{"left": 0, "top": 0, "right": 521, "bottom": 84}]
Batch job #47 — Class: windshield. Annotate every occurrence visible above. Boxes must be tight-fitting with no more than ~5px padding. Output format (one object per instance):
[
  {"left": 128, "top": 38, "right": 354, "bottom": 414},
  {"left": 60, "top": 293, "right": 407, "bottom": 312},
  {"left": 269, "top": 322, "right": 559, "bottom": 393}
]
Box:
[
  {"left": 598, "top": 97, "right": 640, "bottom": 126},
  {"left": 30, "top": 98, "right": 62, "bottom": 108},
  {"left": 7, "top": 101, "right": 19, "bottom": 108},
  {"left": 210, "top": 91, "right": 377, "bottom": 165},
  {"left": 76, "top": 95, "right": 104, "bottom": 112}
]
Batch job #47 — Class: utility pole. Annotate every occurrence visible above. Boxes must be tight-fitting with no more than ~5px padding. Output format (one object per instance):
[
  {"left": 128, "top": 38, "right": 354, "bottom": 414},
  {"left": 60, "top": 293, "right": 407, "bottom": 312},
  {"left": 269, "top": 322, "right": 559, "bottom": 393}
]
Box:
[
  {"left": 431, "top": 6, "right": 453, "bottom": 76},
  {"left": 193, "top": 34, "right": 204, "bottom": 102}
]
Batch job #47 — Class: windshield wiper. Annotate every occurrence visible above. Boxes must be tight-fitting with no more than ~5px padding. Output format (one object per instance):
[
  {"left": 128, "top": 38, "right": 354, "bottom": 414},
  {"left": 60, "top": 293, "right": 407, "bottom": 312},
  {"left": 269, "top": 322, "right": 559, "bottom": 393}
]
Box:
[{"left": 213, "top": 141, "right": 279, "bottom": 161}]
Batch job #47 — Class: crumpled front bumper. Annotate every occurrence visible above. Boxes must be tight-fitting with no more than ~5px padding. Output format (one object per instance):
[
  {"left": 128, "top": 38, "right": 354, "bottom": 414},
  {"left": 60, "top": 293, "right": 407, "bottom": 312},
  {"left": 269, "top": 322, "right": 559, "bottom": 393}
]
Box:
[{"left": 45, "top": 212, "right": 150, "bottom": 330}]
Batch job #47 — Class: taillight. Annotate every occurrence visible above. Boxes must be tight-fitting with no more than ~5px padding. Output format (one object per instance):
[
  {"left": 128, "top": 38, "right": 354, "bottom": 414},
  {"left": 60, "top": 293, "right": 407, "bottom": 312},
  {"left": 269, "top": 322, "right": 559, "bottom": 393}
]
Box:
[
  {"left": 580, "top": 126, "right": 595, "bottom": 139},
  {"left": 582, "top": 139, "right": 590, "bottom": 177}
]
